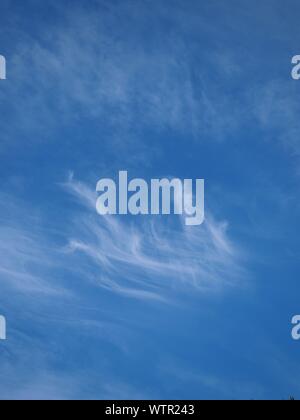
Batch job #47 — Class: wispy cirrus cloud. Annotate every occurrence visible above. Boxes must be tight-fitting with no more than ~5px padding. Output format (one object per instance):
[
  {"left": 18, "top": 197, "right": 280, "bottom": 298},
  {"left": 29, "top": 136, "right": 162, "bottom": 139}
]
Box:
[
  {"left": 62, "top": 175, "right": 247, "bottom": 302},
  {"left": 250, "top": 79, "right": 300, "bottom": 155},
  {"left": 0, "top": 194, "right": 67, "bottom": 296},
  {"left": 0, "top": 1, "right": 246, "bottom": 152},
  {"left": 2, "top": 0, "right": 297, "bottom": 400},
  {"left": 2, "top": 0, "right": 299, "bottom": 166},
  {"left": 0, "top": 190, "right": 139, "bottom": 400}
]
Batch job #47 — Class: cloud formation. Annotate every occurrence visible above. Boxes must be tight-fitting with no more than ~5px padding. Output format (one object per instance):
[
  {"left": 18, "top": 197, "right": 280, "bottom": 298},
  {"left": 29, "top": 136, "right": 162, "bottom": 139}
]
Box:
[{"left": 63, "top": 175, "right": 246, "bottom": 302}]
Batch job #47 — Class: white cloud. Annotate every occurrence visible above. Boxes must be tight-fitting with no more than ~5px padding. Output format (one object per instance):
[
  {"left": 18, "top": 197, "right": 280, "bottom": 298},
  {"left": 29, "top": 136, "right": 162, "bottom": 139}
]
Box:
[
  {"left": 0, "top": 2, "right": 245, "bottom": 151},
  {"left": 0, "top": 198, "right": 67, "bottom": 296},
  {"left": 63, "top": 176, "right": 246, "bottom": 302},
  {"left": 250, "top": 79, "right": 300, "bottom": 155}
]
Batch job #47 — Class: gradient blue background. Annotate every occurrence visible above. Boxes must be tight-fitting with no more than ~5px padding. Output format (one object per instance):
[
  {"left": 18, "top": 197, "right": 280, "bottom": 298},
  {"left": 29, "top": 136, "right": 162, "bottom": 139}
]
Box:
[{"left": 0, "top": 0, "right": 300, "bottom": 400}]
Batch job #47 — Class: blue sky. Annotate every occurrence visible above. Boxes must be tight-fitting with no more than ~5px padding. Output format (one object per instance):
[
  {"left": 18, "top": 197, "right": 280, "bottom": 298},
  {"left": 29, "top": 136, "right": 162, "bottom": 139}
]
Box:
[{"left": 0, "top": 0, "right": 300, "bottom": 400}]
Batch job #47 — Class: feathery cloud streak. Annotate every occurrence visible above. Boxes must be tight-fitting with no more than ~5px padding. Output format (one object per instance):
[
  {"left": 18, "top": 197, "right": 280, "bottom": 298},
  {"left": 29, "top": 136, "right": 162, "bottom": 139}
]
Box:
[{"left": 63, "top": 175, "right": 246, "bottom": 302}]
